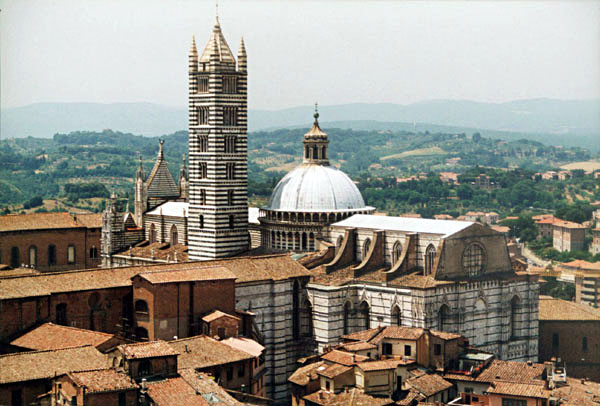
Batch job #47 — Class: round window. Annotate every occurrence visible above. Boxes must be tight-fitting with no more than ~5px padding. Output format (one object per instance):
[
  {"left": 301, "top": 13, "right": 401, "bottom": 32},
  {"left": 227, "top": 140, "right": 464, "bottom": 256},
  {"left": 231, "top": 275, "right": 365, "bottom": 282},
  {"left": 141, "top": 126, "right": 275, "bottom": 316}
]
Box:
[{"left": 462, "top": 242, "right": 486, "bottom": 277}]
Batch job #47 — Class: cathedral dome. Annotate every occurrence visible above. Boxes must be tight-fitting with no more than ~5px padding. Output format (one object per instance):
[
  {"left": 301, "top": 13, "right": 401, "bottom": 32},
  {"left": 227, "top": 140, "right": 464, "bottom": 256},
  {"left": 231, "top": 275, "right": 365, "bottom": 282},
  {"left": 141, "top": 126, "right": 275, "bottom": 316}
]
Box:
[{"left": 265, "top": 163, "right": 370, "bottom": 212}]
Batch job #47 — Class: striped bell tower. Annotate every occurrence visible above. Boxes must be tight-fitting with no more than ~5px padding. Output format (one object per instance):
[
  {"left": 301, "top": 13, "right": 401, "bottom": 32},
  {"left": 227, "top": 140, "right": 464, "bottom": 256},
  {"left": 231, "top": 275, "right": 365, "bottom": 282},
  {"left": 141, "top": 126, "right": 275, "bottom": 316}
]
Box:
[{"left": 188, "top": 17, "right": 249, "bottom": 260}]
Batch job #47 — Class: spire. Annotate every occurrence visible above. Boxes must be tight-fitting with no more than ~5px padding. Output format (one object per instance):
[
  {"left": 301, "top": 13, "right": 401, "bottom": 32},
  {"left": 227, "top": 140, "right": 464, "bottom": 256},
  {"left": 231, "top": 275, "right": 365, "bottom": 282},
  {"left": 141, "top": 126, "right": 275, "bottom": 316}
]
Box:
[
  {"left": 303, "top": 103, "right": 329, "bottom": 165},
  {"left": 199, "top": 13, "right": 236, "bottom": 65},
  {"left": 313, "top": 102, "right": 319, "bottom": 125},
  {"left": 216, "top": 0, "right": 220, "bottom": 25},
  {"left": 305, "top": 102, "right": 327, "bottom": 138},
  {"left": 136, "top": 155, "right": 145, "bottom": 181},
  {"left": 237, "top": 37, "right": 247, "bottom": 72},
  {"left": 189, "top": 36, "right": 198, "bottom": 73}
]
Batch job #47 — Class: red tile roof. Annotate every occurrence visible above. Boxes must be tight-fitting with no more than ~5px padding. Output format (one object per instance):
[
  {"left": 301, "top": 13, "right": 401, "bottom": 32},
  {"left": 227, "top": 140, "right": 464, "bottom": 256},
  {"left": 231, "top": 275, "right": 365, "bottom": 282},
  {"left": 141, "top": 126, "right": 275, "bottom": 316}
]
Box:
[
  {"left": 356, "top": 359, "right": 405, "bottom": 371},
  {"left": 68, "top": 368, "right": 138, "bottom": 394},
  {"left": 487, "top": 381, "right": 550, "bottom": 399},
  {"left": 146, "top": 376, "right": 208, "bottom": 406},
  {"left": 118, "top": 341, "right": 179, "bottom": 359},
  {"left": 201, "top": 254, "right": 312, "bottom": 283},
  {"left": 475, "top": 360, "right": 545, "bottom": 384},
  {"left": 202, "top": 310, "right": 240, "bottom": 323},
  {"left": 169, "top": 335, "right": 254, "bottom": 369},
  {"left": 318, "top": 363, "right": 352, "bottom": 378},
  {"left": 560, "top": 260, "right": 600, "bottom": 272},
  {"left": 11, "top": 323, "right": 124, "bottom": 352},
  {"left": 338, "top": 342, "right": 377, "bottom": 352},
  {"left": 539, "top": 296, "right": 600, "bottom": 321},
  {"left": 220, "top": 337, "right": 264, "bottom": 358},
  {"left": 321, "top": 350, "right": 368, "bottom": 366},
  {"left": 0, "top": 212, "right": 101, "bottom": 232},
  {"left": 407, "top": 373, "right": 453, "bottom": 397},
  {"left": 341, "top": 327, "right": 384, "bottom": 342},
  {"left": 136, "top": 266, "right": 235, "bottom": 284},
  {"left": 370, "top": 326, "right": 425, "bottom": 343},
  {"left": 288, "top": 361, "right": 326, "bottom": 386},
  {"left": 0, "top": 345, "right": 108, "bottom": 384},
  {"left": 303, "top": 388, "right": 394, "bottom": 406},
  {"left": 178, "top": 369, "right": 243, "bottom": 405}
]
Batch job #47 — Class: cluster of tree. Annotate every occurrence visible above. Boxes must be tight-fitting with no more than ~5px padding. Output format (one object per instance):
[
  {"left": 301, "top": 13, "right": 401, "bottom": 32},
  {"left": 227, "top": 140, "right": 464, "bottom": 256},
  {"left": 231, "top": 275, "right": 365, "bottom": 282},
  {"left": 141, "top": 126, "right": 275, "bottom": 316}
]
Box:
[
  {"left": 23, "top": 196, "right": 43, "bottom": 209},
  {"left": 63, "top": 182, "right": 110, "bottom": 202}
]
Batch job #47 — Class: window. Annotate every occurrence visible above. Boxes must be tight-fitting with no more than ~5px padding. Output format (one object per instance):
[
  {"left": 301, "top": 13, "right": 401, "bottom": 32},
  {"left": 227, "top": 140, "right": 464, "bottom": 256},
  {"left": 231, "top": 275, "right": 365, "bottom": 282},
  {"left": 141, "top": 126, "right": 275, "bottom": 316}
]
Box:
[
  {"left": 199, "top": 135, "right": 208, "bottom": 152},
  {"left": 197, "top": 107, "right": 209, "bottom": 125},
  {"left": 138, "top": 359, "right": 152, "bottom": 377},
  {"left": 462, "top": 242, "right": 486, "bottom": 277},
  {"left": 28, "top": 246, "right": 37, "bottom": 268},
  {"left": 439, "top": 304, "right": 451, "bottom": 331},
  {"left": 238, "top": 364, "right": 245, "bottom": 377},
  {"left": 170, "top": 225, "right": 178, "bottom": 245},
  {"left": 359, "top": 301, "right": 370, "bottom": 330},
  {"left": 48, "top": 244, "right": 57, "bottom": 266},
  {"left": 425, "top": 244, "right": 436, "bottom": 275},
  {"left": 199, "top": 162, "right": 208, "bottom": 179},
  {"left": 227, "top": 367, "right": 233, "bottom": 381},
  {"left": 71, "top": 396, "right": 77, "bottom": 406},
  {"left": 392, "top": 305, "right": 401, "bottom": 326},
  {"left": 10, "top": 247, "right": 20, "bottom": 268},
  {"left": 362, "top": 238, "right": 371, "bottom": 258},
  {"left": 404, "top": 345, "right": 411, "bottom": 357},
  {"left": 229, "top": 215, "right": 235, "bottom": 229},
  {"left": 118, "top": 392, "right": 126, "bottom": 406},
  {"left": 135, "top": 300, "right": 149, "bottom": 314},
  {"left": 223, "top": 76, "right": 237, "bottom": 93},
  {"left": 89, "top": 246, "right": 98, "bottom": 259},
  {"left": 392, "top": 241, "right": 403, "bottom": 264},
  {"left": 149, "top": 224, "right": 157, "bottom": 243},
  {"left": 325, "top": 381, "right": 331, "bottom": 391},
  {"left": 197, "top": 75, "right": 209, "bottom": 93},
  {"left": 501, "top": 399, "right": 527, "bottom": 406},
  {"left": 199, "top": 189, "right": 207, "bottom": 205},
  {"left": 135, "top": 327, "right": 149, "bottom": 341},
  {"left": 67, "top": 245, "right": 76, "bottom": 264},
  {"left": 223, "top": 107, "right": 237, "bottom": 126},
  {"left": 225, "top": 136, "right": 236, "bottom": 153},
  {"left": 510, "top": 296, "right": 520, "bottom": 339},
  {"left": 11, "top": 389, "right": 22, "bottom": 406},
  {"left": 56, "top": 303, "right": 68, "bottom": 326},
  {"left": 227, "top": 190, "right": 234, "bottom": 206},
  {"left": 382, "top": 343, "right": 392, "bottom": 355},
  {"left": 343, "top": 301, "right": 351, "bottom": 334},
  {"left": 226, "top": 163, "right": 235, "bottom": 179},
  {"left": 434, "top": 344, "right": 442, "bottom": 356},
  {"left": 199, "top": 215, "right": 204, "bottom": 229},
  {"left": 552, "top": 333, "right": 559, "bottom": 350},
  {"left": 583, "top": 336, "right": 588, "bottom": 352},
  {"left": 292, "top": 280, "right": 300, "bottom": 339}
]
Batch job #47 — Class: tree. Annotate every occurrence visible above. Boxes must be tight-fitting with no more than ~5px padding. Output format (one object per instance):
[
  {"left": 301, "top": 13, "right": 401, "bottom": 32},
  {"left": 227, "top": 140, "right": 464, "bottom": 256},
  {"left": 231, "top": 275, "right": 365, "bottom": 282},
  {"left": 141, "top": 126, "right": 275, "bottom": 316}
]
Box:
[{"left": 472, "top": 132, "right": 482, "bottom": 143}]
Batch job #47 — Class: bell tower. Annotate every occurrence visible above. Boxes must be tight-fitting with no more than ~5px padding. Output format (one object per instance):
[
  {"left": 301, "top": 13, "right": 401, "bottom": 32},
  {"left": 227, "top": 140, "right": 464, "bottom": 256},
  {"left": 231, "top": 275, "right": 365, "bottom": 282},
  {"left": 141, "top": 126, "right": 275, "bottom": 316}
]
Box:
[{"left": 187, "top": 17, "right": 249, "bottom": 260}]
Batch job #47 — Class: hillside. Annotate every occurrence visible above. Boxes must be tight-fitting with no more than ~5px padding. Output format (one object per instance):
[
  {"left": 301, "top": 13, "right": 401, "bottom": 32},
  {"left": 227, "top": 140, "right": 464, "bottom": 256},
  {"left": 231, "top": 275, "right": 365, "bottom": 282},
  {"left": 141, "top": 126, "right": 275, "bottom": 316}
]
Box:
[{"left": 2, "top": 99, "right": 599, "bottom": 149}]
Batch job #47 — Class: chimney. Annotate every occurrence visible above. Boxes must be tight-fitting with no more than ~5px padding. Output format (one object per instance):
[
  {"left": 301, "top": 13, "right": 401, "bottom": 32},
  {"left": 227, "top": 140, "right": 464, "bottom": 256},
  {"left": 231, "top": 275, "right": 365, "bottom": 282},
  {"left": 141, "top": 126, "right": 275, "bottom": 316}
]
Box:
[{"left": 527, "top": 360, "right": 532, "bottom": 366}]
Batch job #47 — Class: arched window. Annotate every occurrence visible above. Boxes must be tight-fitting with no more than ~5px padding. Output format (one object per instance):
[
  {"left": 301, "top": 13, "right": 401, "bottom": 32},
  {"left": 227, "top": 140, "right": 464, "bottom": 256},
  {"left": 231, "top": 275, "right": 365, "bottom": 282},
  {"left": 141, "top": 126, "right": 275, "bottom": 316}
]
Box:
[
  {"left": 10, "top": 247, "right": 20, "bottom": 268},
  {"left": 135, "top": 327, "right": 149, "bottom": 342},
  {"left": 438, "top": 304, "right": 450, "bottom": 332},
  {"left": 362, "top": 238, "right": 371, "bottom": 259},
  {"left": 48, "top": 244, "right": 57, "bottom": 266},
  {"left": 149, "top": 224, "right": 157, "bottom": 243},
  {"left": 301, "top": 299, "right": 313, "bottom": 337},
  {"left": 135, "top": 300, "right": 149, "bottom": 314},
  {"left": 227, "top": 190, "right": 234, "bottom": 206},
  {"left": 510, "top": 296, "right": 520, "bottom": 339},
  {"left": 343, "top": 302, "right": 352, "bottom": 334},
  {"left": 199, "top": 215, "right": 204, "bottom": 229},
  {"left": 463, "top": 243, "right": 486, "bottom": 277},
  {"left": 170, "top": 225, "right": 178, "bottom": 245},
  {"left": 359, "top": 301, "right": 370, "bottom": 330},
  {"left": 29, "top": 246, "right": 37, "bottom": 268},
  {"left": 392, "top": 241, "right": 403, "bottom": 264},
  {"left": 302, "top": 233, "right": 307, "bottom": 251},
  {"left": 292, "top": 280, "right": 300, "bottom": 339},
  {"left": 198, "top": 135, "right": 208, "bottom": 152},
  {"left": 56, "top": 303, "right": 68, "bottom": 326},
  {"left": 391, "top": 305, "right": 401, "bottom": 326},
  {"left": 473, "top": 299, "right": 487, "bottom": 346},
  {"left": 312, "top": 145, "right": 318, "bottom": 159},
  {"left": 424, "top": 244, "right": 436, "bottom": 275}
]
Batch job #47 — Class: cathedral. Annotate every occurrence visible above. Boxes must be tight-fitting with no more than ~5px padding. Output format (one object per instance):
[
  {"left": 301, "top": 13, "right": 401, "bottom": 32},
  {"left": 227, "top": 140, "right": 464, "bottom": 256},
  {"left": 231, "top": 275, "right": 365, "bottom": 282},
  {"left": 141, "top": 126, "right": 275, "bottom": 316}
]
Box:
[{"left": 99, "top": 14, "right": 540, "bottom": 404}]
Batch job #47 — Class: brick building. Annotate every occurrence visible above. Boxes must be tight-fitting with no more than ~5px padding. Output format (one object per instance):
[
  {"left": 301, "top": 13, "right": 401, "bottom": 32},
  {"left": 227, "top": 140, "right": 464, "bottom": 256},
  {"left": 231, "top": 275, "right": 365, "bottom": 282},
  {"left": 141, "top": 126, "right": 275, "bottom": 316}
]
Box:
[
  {"left": 538, "top": 296, "right": 600, "bottom": 381},
  {"left": 0, "top": 212, "right": 101, "bottom": 272},
  {"left": 52, "top": 369, "right": 139, "bottom": 406}
]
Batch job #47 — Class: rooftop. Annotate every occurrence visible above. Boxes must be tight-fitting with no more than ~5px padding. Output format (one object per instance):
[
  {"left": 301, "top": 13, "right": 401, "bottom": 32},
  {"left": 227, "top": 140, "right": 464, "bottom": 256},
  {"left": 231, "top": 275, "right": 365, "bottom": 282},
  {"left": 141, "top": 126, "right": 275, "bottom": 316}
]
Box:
[
  {"left": 200, "top": 254, "right": 312, "bottom": 283},
  {"left": 318, "top": 363, "right": 352, "bottom": 378},
  {"left": 539, "top": 296, "right": 600, "bottom": 321},
  {"left": 11, "top": 323, "right": 123, "bottom": 352},
  {"left": 136, "top": 266, "right": 235, "bottom": 284},
  {"left": 114, "top": 241, "right": 189, "bottom": 263},
  {"left": 486, "top": 381, "right": 550, "bottom": 399},
  {"left": 169, "top": 335, "right": 254, "bottom": 369},
  {"left": 303, "top": 388, "right": 394, "bottom": 406},
  {"left": 0, "top": 345, "right": 108, "bottom": 384},
  {"left": 67, "top": 368, "right": 139, "bottom": 394},
  {"left": 407, "top": 373, "right": 453, "bottom": 397},
  {"left": 331, "top": 214, "right": 474, "bottom": 237},
  {"left": 118, "top": 341, "right": 179, "bottom": 359},
  {"left": 146, "top": 376, "right": 208, "bottom": 406},
  {"left": 0, "top": 212, "right": 101, "bottom": 232},
  {"left": 288, "top": 361, "right": 326, "bottom": 386},
  {"left": 321, "top": 350, "right": 369, "bottom": 366},
  {"left": 560, "top": 260, "right": 600, "bottom": 272},
  {"left": 221, "top": 336, "right": 264, "bottom": 358},
  {"left": 179, "top": 369, "right": 243, "bottom": 406},
  {"left": 202, "top": 310, "right": 240, "bottom": 323},
  {"left": 356, "top": 359, "right": 406, "bottom": 371},
  {"left": 338, "top": 341, "right": 377, "bottom": 352},
  {"left": 146, "top": 201, "right": 189, "bottom": 217}
]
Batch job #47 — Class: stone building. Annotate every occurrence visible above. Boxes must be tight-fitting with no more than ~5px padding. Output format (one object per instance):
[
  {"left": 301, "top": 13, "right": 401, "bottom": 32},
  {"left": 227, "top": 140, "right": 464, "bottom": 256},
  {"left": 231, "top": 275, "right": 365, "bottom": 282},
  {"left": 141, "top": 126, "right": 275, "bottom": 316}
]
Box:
[
  {"left": 553, "top": 219, "right": 587, "bottom": 252},
  {"left": 590, "top": 227, "right": 600, "bottom": 255},
  {"left": 303, "top": 215, "right": 539, "bottom": 362},
  {"left": 258, "top": 109, "right": 374, "bottom": 252},
  {"left": 0, "top": 212, "right": 101, "bottom": 272}
]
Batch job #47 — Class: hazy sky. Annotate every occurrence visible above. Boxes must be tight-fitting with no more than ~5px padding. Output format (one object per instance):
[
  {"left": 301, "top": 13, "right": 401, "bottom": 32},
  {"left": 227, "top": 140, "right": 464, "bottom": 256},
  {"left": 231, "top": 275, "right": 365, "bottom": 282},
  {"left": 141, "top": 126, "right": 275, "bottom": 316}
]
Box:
[{"left": 1, "top": 0, "right": 599, "bottom": 110}]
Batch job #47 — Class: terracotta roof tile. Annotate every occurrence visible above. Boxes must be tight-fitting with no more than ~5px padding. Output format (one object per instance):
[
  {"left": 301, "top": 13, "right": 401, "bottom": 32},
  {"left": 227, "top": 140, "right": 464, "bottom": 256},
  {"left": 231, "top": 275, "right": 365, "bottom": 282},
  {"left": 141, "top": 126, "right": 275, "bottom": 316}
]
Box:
[
  {"left": 560, "top": 260, "right": 600, "bottom": 272},
  {"left": 0, "top": 267, "right": 41, "bottom": 277},
  {"left": 539, "top": 296, "right": 600, "bottom": 321},
  {"left": 430, "top": 330, "right": 463, "bottom": 340},
  {"left": 202, "top": 254, "right": 312, "bottom": 283},
  {"left": 0, "top": 345, "right": 108, "bottom": 384},
  {"left": 475, "top": 360, "right": 545, "bottom": 384},
  {"left": 11, "top": 323, "right": 125, "bottom": 352},
  {"left": 220, "top": 337, "right": 264, "bottom": 358},
  {"left": 357, "top": 359, "right": 404, "bottom": 371},
  {"left": 68, "top": 369, "right": 139, "bottom": 394},
  {"left": 118, "top": 341, "right": 179, "bottom": 359},
  {"left": 114, "top": 241, "right": 189, "bottom": 263},
  {"left": 169, "top": 335, "right": 253, "bottom": 369},
  {"left": 178, "top": 369, "right": 243, "bottom": 405},
  {"left": 202, "top": 310, "right": 240, "bottom": 323},
  {"left": 303, "top": 388, "right": 394, "bottom": 406},
  {"left": 551, "top": 376, "right": 600, "bottom": 405},
  {"left": 407, "top": 373, "right": 453, "bottom": 397},
  {"left": 288, "top": 361, "right": 326, "bottom": 386},
  {"left": 370, "top": 326, "right": 425, "bottom": 343},
  {"left": 338, "top": 342, "right": 377, "bottom": 352},
  {"left": 0, "top": 212, "right": 101, "bottom": 232},
  {"left": 321, "top": 350, "right": 368, "bottom": 366},
  {"left": 318, "top": 363, "right": 352, "bottom": 378},
  {"left": 487, "top": 381, "right": 550, "bottom": 399},
  {"left": 146, "top": 376, "right": 208, "bottom": 406},
  {"left": 136, "top": 266, "right": 235, "bottom": 284},
  {"left": 341, "top": 327, "right": 384, "bottom": 342}
]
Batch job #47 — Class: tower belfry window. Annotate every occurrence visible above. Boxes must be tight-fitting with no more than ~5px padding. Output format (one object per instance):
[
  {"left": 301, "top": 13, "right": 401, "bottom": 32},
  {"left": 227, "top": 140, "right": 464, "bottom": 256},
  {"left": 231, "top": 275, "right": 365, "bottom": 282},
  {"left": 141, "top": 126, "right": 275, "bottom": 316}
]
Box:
[
  {"left": 223, "top": 76, "right": 237, "bottom": 94},
  {"left": 223, "top": 107, "right": 237, "bottom": 126},
  {"left": 226, "top": 163, "right": 235, "bottom": 179},
  {"left": 225, "top": 136, "right": 236, "bottom": 153},
  {"left": 199, "top": 189, "right": 206, "bottom": 205},
  {"left": 197, "top": 75, "right": 209, "bottom": 93},
  {"left": 199, "top": 135, "right": 208, "bottom": 152},
  {"left": 198, "top": 107, "right": 209, "bottom": 125},
  {"left": 199, "top": 162, "right": 208, "bottom": 179}
]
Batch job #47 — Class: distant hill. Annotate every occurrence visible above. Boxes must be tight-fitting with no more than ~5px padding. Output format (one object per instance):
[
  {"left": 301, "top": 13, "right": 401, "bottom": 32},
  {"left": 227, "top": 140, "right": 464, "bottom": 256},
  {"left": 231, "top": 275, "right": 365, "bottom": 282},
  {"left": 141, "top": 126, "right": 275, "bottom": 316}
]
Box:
[{"left": 2, "top": 99, "right": 599, "bottom": 149}]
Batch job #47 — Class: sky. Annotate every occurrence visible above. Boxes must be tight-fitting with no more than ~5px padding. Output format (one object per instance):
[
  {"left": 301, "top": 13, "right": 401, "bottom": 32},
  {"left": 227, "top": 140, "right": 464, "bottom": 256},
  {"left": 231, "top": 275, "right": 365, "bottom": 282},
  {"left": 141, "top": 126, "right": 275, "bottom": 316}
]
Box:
[{"left": 1, "top": 0, "right": 599, "bottom": 110}]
